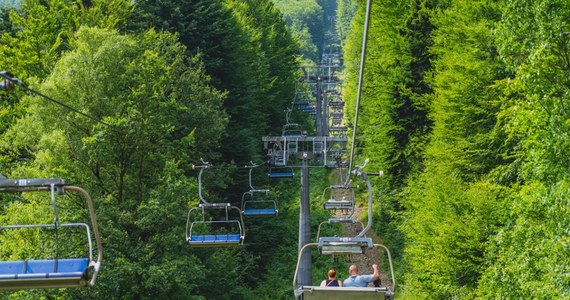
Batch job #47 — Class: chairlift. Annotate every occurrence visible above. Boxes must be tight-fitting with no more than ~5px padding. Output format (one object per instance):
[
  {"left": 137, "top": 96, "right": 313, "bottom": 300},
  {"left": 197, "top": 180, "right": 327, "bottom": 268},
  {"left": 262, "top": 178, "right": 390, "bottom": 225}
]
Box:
[
  {"left": 186, "top": 161, "right": 245, "bottom": 246},
  {"left": 186, "top": 203, "right": 245, "bottom": 246},
  {"left": 294, "top": 160, "right": 393, "bottom": 297},
  {"left": 319, "top": 236, "right": 372, "bottom": 255},
  {"left": 329, "top": 126, "right": 348, "bottom": 132},
  {"left": 300, "top": 106, "right": 317, "bottom": 114},
  {"left": 241, "top": 190, "right": 278, "bottom": 216},
  {"left": 268, "top": 166, "right": 294, "bottom": 179},
  {"left": 282, "top": 109, "right": 307, "bottom": 138},
  {"left": 322, "top": 184, "right": 355, "bottom": 213},
  {"left": 293, "top": 242, "right": 396, "bottom": 300},
  {"left": 315, "top": 219, "right": 366, "bottom": 255},
  {"left": 282, "top": 123, "right": 307, "bottom": 138},
  {"left": 0, "top": 178, "right": 102, "bottom": 290},
  {"left": 292, "top": 100, "right": 310, "bottom": 106},
  {"left": 292, "top": 85, "right": 312, "bottom": 107},
  {"left": 241, "top": 163, "right": 278, "bottom": 216}
]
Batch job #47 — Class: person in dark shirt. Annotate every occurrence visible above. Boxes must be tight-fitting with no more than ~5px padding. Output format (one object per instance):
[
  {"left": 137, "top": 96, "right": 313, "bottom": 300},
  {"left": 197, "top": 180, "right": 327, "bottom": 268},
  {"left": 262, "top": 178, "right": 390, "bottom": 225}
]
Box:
[{"left": 320, "top": 268, "right": 343, "bottom": 287}]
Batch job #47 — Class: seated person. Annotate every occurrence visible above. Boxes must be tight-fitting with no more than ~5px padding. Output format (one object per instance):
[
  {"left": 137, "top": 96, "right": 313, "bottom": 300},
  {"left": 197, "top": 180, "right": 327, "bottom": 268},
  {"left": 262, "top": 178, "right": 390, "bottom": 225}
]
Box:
[
  {"left": 343, "top": 264, "right": 379, "bottom": 287},
  {"left": 320, "top": 268, "right": 342, "bottom": 287}
]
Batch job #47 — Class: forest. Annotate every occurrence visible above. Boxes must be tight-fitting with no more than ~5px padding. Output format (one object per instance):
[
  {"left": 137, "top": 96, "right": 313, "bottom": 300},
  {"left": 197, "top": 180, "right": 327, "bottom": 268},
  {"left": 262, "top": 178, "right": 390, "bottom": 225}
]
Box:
[{"left": 0, "top": 0, "right": 568, "bottom": 299}]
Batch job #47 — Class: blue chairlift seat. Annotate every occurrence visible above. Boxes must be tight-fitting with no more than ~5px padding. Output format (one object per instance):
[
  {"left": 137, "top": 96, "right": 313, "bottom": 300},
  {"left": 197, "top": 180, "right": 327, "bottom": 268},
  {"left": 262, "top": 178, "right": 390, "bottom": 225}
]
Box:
[
  {"left": 292, "top": 100, "right": 310, "bottom": 106},
  {"left": 242, "top": 208, "right": 278, "bottom": 216},
  {"left": 268, "top": 167, "right": 294, "bottom": 178},
  {"left": 188, "top": 234, "right": 242, "bottom": 244},
  {"left": 0, "top": 179, "right": 102, "bottom": 290},
  {"left": 0, "top": 258, "right": 90, "bottom": 289},
  {"left": 241, "top": 166, "right": 279, "bottom": 217},
  {"left": 241, "top": 190, "right": 279, "bottom": 216},
  {"left": 186, "top": 204, "right": 245, "bottom": 247},
  {"left": 187, "top": 220, "right": 244, "bottom": 247}
]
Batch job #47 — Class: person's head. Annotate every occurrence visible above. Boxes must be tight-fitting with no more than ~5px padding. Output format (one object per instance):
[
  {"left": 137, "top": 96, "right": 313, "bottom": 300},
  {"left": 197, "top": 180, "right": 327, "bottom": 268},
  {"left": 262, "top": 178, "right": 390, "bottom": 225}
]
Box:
[
  {"left": 348, "top": 264, "right": 358, "bottom": 275},
  {"left": 327, "top": 269, "right": 337, "bottom": 279}
]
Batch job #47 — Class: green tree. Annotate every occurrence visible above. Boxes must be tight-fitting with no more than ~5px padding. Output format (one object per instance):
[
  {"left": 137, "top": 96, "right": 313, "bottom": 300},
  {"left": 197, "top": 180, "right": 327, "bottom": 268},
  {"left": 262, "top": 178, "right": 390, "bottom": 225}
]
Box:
[
  {"left": 477, "top": 0, "right": 570, "bottom": 297},
  {"left": 400, "top": 0, "right": 514, "bottom": 298},
  {"left": 342, "top": 1, "right": 436, "bottom": 279},
  {"left": 0, "top": 0, "right": 132, "bottom": 176},
  {"left": 274, "top": 0, "right": 324, "bottom": 61},
  {"left": 1, "top": 26, "right": 228, "bottom": 299},
  {"left": 336, "top": 0, "right": 357, "bottom": 44},
  {"left": 130, "top": 0, "right": 301, "bottom": 180}
]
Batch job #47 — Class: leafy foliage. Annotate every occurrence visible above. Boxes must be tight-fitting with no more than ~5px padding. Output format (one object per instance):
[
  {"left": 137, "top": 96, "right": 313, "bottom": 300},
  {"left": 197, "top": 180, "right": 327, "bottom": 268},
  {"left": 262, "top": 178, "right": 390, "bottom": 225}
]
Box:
[
  {"left": 1, "top": 0, "right": 569, "bottom": 299},
  {"left": 1, "top": 25, "right": 228, "bottom": 298},
  {"left": 274, "top": 0, "right": 324, "bottom": 61}
]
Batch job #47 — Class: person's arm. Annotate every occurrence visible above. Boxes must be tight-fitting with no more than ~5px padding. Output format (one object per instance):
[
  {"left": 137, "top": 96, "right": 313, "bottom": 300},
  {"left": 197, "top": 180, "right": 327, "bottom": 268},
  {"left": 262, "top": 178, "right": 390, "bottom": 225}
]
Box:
[
  {"left": 338, "top": 279, "right": 343, "bottom": 287},
  {"left": 320, "top": 280, "right": 326, "bottom": 287},
  {"left": 372, "top": 264, "right": 380, "bottom": 281}
]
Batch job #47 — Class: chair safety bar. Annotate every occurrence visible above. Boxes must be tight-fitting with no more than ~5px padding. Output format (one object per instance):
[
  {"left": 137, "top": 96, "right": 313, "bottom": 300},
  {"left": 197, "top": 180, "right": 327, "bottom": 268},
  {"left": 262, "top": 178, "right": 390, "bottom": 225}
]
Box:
[
  {"left": 0, "top": 223, "right": 94, "bottom": 262},
  {"left": 318, "top": 236, "right": 373, "bottom": 255}
]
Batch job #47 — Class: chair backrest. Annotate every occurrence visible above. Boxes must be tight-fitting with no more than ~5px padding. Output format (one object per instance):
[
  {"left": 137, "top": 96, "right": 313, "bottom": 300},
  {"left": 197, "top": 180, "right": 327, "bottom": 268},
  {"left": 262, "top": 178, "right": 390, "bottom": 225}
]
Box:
[{"left": 296, "top": 286, "right": 388, "bottom": 300}]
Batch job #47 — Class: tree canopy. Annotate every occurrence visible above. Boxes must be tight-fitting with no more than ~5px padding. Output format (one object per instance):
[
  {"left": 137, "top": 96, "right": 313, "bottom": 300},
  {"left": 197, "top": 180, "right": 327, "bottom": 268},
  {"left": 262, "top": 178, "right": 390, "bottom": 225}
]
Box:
[{"left": 0, "top": 0, "right": 569, "bottom": 299}]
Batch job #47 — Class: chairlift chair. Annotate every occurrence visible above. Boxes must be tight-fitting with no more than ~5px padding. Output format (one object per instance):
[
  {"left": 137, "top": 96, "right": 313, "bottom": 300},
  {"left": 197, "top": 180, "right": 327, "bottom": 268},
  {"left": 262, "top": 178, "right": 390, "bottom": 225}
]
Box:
[
  {"left": 268, "top": 166, "right": 294, "bottom": 179},
  {"left": 291, "top": 86, "right": 312, "bottom": 107},
  {"left": 293, "top": 242, "right": 396, "bottom": 300},
  {"left": 292, "top": 100, "right": 310, "bottom": 106},
  {"left": 282, "top": 123, "right": 307, "bottom": 138},
  {"left": 187, "top": 162, "right": 245, "bottom": 246},
  {"left": 241, "top": 163, "right": 278, "bottom": 216},
  {"left": 316, "top": 219, "right": 366, "bottom": 256},
  {"left": 322, "top": 185, "right": 355, "bottom": 212},
  {"left": 0, "top": 178, "right": 102, "bottom": 290},
  {"left": 241, "top": 190, "right": 278, "bottom": 216},
  {"left": 186, "top": 203, "right": 245, "bottom": 246}
]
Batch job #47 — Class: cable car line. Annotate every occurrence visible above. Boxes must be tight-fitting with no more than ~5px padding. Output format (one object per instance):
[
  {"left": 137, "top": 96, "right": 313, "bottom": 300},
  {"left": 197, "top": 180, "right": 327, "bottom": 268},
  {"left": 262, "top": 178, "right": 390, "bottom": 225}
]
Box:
[
  {"left": 0, "top": 71, "right": 111, "bottom": 127},
  {"left": 347, "top": 0, "right": 373, "bottom": 182}
]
